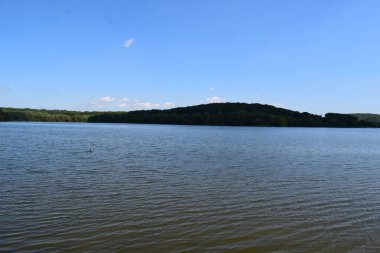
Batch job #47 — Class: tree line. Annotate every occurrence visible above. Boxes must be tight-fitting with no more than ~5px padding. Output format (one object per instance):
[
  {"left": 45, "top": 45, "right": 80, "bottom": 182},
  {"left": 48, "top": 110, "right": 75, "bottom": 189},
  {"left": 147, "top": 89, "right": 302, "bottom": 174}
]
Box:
[
  {"left": 0, "top": 108, "right": 98, "bottom": 122},
  {"left": 1, "top": 103, "right": 378, "bottom": 128},
  {"left": 87, "top": 103, "right": 378, "bottom": 127}
]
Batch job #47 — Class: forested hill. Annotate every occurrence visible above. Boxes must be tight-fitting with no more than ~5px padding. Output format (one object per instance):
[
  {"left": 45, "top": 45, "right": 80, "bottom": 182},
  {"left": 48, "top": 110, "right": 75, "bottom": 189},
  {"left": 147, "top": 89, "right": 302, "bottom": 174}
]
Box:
[
  {"left": 0, "top": 103, "right": 378, "bottom": 127},
  {"left": 88, "top": 103, "right": 378, "bottom": 128}
]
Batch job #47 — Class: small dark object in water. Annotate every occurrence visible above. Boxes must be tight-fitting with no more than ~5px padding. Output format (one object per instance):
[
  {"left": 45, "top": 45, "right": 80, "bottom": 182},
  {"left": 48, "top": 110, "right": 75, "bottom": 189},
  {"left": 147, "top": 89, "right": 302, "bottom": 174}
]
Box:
[{"left": 89, "top": 148, "right": 93, "bottom": 152}]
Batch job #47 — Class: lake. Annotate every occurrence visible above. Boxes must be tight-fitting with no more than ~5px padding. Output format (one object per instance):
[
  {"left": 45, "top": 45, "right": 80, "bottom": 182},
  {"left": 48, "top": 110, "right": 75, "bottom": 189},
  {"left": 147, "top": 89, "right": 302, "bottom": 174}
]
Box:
[{"left": 1, "top": 122, "right": 380, "bottom": 252}]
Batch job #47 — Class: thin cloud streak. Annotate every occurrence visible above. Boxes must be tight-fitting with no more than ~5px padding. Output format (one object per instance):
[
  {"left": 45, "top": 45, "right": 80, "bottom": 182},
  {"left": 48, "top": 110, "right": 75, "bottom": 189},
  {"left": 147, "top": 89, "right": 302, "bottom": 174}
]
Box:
[{"left": 123, "top": 38, "right": 135, "bottom": 48}]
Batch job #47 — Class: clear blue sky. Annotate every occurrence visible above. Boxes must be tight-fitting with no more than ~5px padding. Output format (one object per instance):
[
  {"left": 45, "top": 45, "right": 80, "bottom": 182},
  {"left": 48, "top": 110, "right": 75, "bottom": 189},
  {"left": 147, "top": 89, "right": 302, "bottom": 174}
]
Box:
[{"left": 1, "top": 0, "right": 380, "bottom": 114}]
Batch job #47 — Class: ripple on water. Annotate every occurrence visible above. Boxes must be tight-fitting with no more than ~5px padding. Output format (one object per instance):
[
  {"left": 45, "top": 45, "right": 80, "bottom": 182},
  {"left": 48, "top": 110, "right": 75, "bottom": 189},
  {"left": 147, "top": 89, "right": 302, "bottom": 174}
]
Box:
[{"left": 1, "top": 123, "right": 380, "bottom": 252}]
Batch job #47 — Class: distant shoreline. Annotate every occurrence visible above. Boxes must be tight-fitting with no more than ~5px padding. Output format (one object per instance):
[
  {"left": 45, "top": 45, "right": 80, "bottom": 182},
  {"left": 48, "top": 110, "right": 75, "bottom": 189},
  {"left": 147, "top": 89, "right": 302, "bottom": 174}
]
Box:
[
  {"left": 1, "top": 103, "right": 380, "bottom": 128},
  {"left": 2, "top": 120, "right": 380, "bottom": 129}
]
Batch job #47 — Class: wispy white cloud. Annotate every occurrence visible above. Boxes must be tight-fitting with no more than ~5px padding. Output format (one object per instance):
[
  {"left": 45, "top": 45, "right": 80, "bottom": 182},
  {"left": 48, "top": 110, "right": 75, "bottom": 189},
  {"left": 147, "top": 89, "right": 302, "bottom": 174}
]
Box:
[
  {"left": 90, "top": 96, "right": 174, "bottom": 111},
  {"left": 123, "top": 38, "right": 135, "bottom": 48},
  {"left": 90, "top": 95, "right": 227, "bottom": 110},
  {"left": 205, "top": 96, "right": 226, "bottom": 103},
  {"left": 117, "top": 100, "right": 175, "bottom": 110},
  {"left": 89, "top": 96, "right": 115, "bottom": 107},
  {"left": 99, "top": 96, "right": 114, "bottom": 102}
]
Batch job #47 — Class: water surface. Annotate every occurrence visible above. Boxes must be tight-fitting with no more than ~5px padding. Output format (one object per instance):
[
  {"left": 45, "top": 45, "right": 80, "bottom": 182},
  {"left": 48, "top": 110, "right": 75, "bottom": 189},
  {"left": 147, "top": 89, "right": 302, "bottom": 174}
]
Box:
[{"left": 1, "top": 122, "right": 380, "bottom": 252}]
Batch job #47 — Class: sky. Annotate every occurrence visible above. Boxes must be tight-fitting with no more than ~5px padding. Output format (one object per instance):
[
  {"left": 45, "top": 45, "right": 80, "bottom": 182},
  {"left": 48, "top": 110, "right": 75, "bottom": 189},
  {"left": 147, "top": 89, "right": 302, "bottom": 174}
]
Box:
[{"left": 1, "top": 0, "right": 380, "bottom": 114}]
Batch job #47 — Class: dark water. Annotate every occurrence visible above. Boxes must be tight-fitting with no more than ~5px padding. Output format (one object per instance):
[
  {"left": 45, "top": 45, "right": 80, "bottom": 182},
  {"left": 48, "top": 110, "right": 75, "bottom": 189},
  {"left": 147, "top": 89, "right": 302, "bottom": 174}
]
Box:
[{"left": 1, "top": 122, "right": 380, "bottom": 252}]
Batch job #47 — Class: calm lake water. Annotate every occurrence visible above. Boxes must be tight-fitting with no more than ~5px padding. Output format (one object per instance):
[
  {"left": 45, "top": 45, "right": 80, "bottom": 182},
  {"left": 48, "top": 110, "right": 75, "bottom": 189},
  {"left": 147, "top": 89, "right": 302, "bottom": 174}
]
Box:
[{"left": 1, "top": 122, "right": 380, "bottom": 252}]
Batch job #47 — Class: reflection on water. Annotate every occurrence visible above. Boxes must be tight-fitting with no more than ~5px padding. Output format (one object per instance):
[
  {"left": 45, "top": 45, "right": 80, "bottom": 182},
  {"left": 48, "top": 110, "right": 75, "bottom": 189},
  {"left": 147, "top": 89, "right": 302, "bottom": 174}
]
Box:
[{"left": 1, "top": 122, "right": 380, "bottom": 252}]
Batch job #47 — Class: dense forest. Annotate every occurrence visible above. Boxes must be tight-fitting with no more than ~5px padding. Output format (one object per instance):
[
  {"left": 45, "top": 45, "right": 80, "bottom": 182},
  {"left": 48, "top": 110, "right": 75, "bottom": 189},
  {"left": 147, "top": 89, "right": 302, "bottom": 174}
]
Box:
[
  {"left": 0, "top": 107, "right": 99, "bottom": 122},
  {"left": 1, "top": 103, "right": 379, "bottom": 128},
  {"left": 350, "top": 113, "right": 380, "bottom": 124}
]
